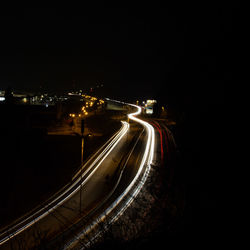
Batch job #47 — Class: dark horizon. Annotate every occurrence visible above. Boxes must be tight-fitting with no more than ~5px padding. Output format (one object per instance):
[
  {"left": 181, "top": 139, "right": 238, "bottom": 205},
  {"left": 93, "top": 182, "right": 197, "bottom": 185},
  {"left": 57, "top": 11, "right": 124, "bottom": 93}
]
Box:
[{"left": 0, "top": 7, "right": 231, "bottom": 105}]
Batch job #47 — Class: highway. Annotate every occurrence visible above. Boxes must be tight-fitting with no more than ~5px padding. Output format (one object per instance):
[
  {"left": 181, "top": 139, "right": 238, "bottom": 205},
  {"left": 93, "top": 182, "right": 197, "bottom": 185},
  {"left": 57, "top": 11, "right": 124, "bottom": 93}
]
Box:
[
  {"left": 0, "top": 103, "right": 155, "bottom": 250},
  {"left": 147, "top": 119, "right": 178, "bottom": 192}
]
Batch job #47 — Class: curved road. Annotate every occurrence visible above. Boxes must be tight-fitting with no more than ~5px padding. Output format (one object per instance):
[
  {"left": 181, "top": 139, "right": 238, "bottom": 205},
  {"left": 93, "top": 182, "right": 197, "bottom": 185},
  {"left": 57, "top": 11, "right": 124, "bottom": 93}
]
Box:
[{"left": 0, "top": 104, "right": 155, "bottom": 250}]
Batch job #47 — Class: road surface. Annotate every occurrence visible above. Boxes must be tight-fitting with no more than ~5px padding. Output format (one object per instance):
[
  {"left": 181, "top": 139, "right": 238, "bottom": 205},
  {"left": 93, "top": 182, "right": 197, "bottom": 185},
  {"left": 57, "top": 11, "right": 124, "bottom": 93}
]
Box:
[{"left": 0, "top": 104, "right": 155, "bottom": 250}]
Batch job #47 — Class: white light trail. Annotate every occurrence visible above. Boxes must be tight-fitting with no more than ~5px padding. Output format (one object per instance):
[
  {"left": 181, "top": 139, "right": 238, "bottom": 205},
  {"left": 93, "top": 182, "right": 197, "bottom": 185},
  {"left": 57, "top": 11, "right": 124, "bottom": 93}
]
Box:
[
  {"left": 100, "top": 104, "right": 155, "bottom": 221},
  {"left": 0, "top": 102, "right": 155, "bottom": 249},
  {"left": 65, "top": 104, "right": 155, "bottom": 249},
  {"left": 0, "top": 121, "right": 130, "bottom": 246}
]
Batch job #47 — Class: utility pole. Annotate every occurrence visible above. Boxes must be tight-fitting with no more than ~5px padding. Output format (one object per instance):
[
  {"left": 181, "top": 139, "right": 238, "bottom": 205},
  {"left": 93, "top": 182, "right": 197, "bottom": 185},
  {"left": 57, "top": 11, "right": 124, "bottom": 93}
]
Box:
[
  {"left": 81, "top": 119, "right": 85, "bottom": 165},
  {"left": 80, "top": 119, "right": 85, "bottom": 214}
]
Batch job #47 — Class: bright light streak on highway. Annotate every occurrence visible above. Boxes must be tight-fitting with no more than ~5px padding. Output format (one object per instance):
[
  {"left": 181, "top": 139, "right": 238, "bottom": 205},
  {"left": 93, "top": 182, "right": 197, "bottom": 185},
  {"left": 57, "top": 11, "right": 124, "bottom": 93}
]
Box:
[
  {"left": 65, "top": 103, "right": 155, "bottom": 249},
  {"left": 101, "top": 104, "right": 155, "bottom": 221},
  {"left": 0, "top": 121, "right": 129, "bottom": 246},
  {"left": 0, "top": 102, "right": 155, "bottom": 249}
]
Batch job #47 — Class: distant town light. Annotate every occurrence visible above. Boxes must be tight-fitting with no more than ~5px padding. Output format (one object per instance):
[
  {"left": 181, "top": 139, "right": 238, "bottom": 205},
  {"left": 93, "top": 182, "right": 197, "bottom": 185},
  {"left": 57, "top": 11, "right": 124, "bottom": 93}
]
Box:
[
  {"left": 145, "top": 99, "right": 156, "bottom": 115},
  {"left": 146, "top": 107, "right": 153, "bottom": 114},
  {"left": 146, "top": 100, "right": 157, "bottom": 105},
  {"left": 0, "top": 97, "right": 5, "bottom": 101}
]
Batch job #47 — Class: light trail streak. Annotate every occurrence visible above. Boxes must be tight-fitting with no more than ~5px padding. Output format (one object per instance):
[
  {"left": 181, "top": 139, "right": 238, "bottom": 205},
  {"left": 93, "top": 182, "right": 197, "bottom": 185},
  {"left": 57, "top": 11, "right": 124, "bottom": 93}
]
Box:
[
  {"left": 65, "top": 104, "right": 155, "bottom": 249},
  {"left": 150, "top": 121, "right": 164, "bottom": 164},
  {"left": 1, "top": 102, "right": 155, "bottom": 249},
  {"left": 107, "top": 104, "right": 155, "bottom": 220},
  {"left": 0, "top": 121, "right": 129, "bottom": 246}
]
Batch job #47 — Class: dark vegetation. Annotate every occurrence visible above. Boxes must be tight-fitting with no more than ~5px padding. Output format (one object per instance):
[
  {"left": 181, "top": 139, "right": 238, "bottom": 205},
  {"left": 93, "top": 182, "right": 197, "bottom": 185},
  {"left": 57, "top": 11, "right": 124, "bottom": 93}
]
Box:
[{"left": 167, "top": 103, "right": 222, "bottom": 235}]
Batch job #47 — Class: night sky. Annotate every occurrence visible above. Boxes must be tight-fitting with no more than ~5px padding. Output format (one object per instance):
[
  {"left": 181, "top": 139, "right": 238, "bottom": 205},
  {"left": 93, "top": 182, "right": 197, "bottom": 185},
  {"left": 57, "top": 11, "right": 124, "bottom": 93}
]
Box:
[
  {"left": 0, "top": 6, "right": 233, "bottom": 243},
  {"left": 0, "top": 6, "right": 231, "bottom": 104}
]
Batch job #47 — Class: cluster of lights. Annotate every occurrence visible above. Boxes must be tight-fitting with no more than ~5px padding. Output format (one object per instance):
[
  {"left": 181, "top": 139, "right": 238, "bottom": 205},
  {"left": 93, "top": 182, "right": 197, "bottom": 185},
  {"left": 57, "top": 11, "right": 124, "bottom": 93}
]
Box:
[
  {"left": 85, "top": 101, "right": 94, "bottom": 108},
  {"left": 143, "top": 99, "right": 156, "bottom": 108},
  {"left": 81, "top": 106, "right": 89, "bottom": 115},
  {"left": 99, "top": 99, "right": 104, "bottom": 105},
  {"left": 69, "top": 113, "right": 86, "bottom": 118},
  {"left": 81, "top": 94, "right": 97, "bottom": 101},
  {"left": 68, "top": 94, "right": 104, "bottom": 119}
]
